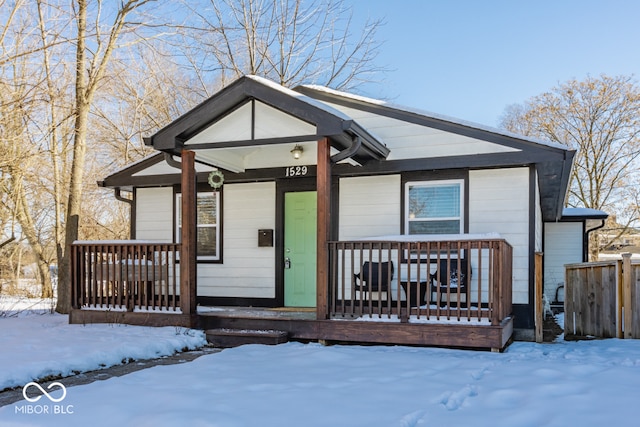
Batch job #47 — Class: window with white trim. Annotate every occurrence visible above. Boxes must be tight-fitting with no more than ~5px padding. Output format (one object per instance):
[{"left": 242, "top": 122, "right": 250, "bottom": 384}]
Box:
[
  {"left": 176, "top": 192, "right": 220, "bottom": 260},
  {"left": 405, "top": 180, "right": 464, "bottom": 234}
]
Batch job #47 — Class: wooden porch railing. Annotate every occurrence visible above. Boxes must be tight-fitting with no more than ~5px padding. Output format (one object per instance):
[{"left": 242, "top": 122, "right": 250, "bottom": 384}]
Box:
[
  {"left": 71, "top": 241, "right": 181, "bottom": 312},
  {"left": 328, "top": 237, "right": 513, "bottom": 325}
]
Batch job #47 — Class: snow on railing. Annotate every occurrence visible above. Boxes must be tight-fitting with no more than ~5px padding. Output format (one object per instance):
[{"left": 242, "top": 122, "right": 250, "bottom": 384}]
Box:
[
  {"left": 328, "top": 236, "right": 512, "bottom": 325},
  {"left": 71, "top": 241, "right": 181, "bottom": 312}
]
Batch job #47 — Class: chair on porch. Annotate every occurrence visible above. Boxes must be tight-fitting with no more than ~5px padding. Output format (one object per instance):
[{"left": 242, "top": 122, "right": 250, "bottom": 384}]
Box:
[
  {"left": 430, "top": 258, "right": 470, "bottom": 307},
  {"left": 353, "top": 261, "right": 394, "bottom": 302}
]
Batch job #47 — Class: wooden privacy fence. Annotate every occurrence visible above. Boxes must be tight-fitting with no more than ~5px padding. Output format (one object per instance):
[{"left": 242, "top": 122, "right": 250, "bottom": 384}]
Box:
[{"left": 565, "top": 254, "right": 640, "bottom": 339}]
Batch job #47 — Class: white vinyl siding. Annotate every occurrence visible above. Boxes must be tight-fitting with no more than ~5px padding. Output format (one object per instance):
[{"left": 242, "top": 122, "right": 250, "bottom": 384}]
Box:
[
  {"left": 197, "top": 182, "right": 276, "bottom": 298},
  {"left": 135, "top": 187, "right": 173, "bottom": 241},
  {"left": 469, "top": 168, "right": 530, "bottom": 304},
  {"left": 544, "top": 222, "right": 583, "bottom": 303},
  {"left": 339, "top": 175, "right": 401, "bottom": 239},
  {"left": 322, "top": 103, "right": 519, "bottom": 160}
]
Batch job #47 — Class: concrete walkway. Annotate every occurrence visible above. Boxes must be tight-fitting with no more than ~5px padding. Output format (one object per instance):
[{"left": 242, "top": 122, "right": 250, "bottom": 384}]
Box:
[{"left": 0, "top": 346, "right": 221, "bottom": 407}]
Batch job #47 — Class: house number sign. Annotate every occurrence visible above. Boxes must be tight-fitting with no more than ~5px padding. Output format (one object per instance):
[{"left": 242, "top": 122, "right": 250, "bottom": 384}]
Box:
[{"left": 284, "top": 165, "right": 309, "bottom": 177}]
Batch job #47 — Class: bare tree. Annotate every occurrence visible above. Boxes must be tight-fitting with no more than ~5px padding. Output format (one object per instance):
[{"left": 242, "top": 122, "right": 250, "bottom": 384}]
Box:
[
  {"left": 57, "top": 0, "right": 156, "bottom": 314},
  {"left": 92, "top": 44, "right": 210, "bottom": 169},
  {"left": 187, "top": 0, "right": 385, "bottom": 90},
  {"left": 501, "top": 74, "right": 640, "bottom": 256},
  {"left": 1, "top": 0, "right": 388, "bottom": 308},
  {"left": 0, "top": 2, "right": 58, "bottom": 298},
  {"left": 35, "top": 0, "right": 75, "bottom": 282},
  {"left": 0, "top": 0, "right": 188, "bottom": 306}
]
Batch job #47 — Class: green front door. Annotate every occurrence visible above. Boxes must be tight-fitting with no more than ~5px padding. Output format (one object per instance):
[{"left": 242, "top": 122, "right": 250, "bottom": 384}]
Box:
[{"left": 284, "top": 191, "right": 317, "bottom": 307}]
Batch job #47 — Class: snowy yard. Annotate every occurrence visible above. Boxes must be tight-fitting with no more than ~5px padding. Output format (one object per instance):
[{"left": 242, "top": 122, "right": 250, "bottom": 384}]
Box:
[{"left": 1, "top": 298, "right": 640, "bottom": 426}]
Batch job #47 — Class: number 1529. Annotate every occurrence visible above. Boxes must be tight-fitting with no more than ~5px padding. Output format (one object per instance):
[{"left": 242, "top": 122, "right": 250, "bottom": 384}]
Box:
[{"left": 285, "top": 166, "right": 308, "bottom": 177}]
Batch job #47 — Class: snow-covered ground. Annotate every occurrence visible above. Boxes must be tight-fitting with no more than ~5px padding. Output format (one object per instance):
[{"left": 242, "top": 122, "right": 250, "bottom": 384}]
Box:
[
  {"left": 0, "top": 297, "right": 206, "bottom": 389},
  {"left": 1, "top": 298, "right": 640, "bottom": 426}
]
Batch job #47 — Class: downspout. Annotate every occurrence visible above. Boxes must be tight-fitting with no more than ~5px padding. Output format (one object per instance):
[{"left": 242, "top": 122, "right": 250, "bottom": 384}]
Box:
[
  {"left": 164, "top": 152, "right": 182, "bottom": 169},
  {"left": 584, "top": 219, "right": 606, "bottom": 262},
  {"left": 97, "top": 179, "right": 134, "bottom": 228},
  {"left": 330, "top": 135, "right": 361, "bottom": 163},
  {"left": 114, "top": 188, "right": 133, "bottom": 206},
  {"left": 113, "top": 188, "right": 134, "bottom": 239}
]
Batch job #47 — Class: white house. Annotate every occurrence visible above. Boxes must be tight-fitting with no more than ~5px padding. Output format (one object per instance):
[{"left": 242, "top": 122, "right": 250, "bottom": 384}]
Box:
[{"left": 80, "top": 75, "right": 605, "bottom": 346}]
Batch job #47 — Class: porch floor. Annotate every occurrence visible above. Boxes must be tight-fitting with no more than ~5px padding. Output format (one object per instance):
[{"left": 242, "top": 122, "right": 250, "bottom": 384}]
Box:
[
  {"left": 196, "top": 306, "right": 513, "bottom": 351},
  {"left": 70, "top": 306, "right": 513, "bottom": 351},
  {"left": 198, "top": 306, "right": 317, "bottom": 321}
]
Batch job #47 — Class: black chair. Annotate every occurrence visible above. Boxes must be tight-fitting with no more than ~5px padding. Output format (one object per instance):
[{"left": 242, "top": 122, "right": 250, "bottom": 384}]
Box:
[
  {"left": 354, "top": 261, "right": 394, "bottom": 299},
  {"left": 430, "top": 258, "right": 469, "bottom": 307},
  {"left": 400, "top": 279, "right": 429, "bottom": 307}
]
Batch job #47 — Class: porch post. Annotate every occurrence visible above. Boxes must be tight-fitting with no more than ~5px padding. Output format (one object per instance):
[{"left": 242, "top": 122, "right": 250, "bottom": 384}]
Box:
[
  {"left": 180, "top": 149, "right": 197, "bottom": 317},
  {"left": 316, "top": 137, "right": 331, "bottom": 320}
]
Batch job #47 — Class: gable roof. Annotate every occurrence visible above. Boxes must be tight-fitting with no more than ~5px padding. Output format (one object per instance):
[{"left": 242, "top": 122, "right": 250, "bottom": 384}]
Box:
[
  {"left": 106, "top": 75, "right": 575, "bottom": 221},
  {"left": 145, "top": 75, "right": 390, "bottom": 169}
]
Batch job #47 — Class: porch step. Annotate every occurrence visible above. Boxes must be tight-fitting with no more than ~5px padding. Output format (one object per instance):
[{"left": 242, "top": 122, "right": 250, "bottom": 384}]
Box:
[{"left": 205, "top": 328, "right": 289, "bottom": 348}]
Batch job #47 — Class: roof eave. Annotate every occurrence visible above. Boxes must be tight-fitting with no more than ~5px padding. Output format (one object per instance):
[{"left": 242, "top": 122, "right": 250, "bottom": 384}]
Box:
[
  {"left": 338, "top": 121, "right": 389, "bottom": 161},
  {"left": 554, "top": 149, "right": 576, "bottom": 220},
  {"left": 147, "top": 77, "right": 342, "bottom": 148}
]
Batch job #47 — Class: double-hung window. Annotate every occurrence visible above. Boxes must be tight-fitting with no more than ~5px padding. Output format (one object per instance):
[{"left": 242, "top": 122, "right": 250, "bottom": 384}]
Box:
[
  {"left": 405, "top": 179, "right": 464, "bottom": 235},
  {"left": 176, "top": 192, "right": 220, "bottom": 261}
]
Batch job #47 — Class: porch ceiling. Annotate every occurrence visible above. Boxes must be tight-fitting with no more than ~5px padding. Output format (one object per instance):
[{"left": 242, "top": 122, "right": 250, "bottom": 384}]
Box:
[
  {"left": 183, "top": 100, "right": 323, "bottom": 172},
  {"left": 145, "top": 75, "right": 390, "bottom": 172}
]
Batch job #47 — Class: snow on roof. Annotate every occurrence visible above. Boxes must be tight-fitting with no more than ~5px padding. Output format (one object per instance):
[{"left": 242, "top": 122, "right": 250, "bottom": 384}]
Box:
[
  {"left": 303, "top": 84, "right": 387, "bottom": 106},
  {"left": 300, "top": 84, "right": 572, "bottom": 152},
  {"left": 245, "top": 75, "right": 353, "bottom": 122},
  {"left": 562, "top": 207, "right": 609, "bottom": 219}
]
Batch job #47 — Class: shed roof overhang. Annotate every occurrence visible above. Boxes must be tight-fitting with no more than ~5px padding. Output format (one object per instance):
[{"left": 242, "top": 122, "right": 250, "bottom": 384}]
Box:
[
  {"left": 295, "top": 85, "right": 577, "bottom": 222},
  {"left": 144, "top": 75, "right": 388, "bottom": 172}
]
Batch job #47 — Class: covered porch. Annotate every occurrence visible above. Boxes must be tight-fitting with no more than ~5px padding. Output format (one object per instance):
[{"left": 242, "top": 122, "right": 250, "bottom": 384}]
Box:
[
  {"left": 69, "top": 75, "right": 517, "bottom": 350},
  {"left": 69, "top": 235, "right": 514, "bottom": 350}
]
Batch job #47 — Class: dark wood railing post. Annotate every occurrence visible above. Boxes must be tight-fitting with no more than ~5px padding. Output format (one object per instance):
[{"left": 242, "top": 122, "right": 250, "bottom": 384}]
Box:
[
  {"left": 70, "top": 244, "right": 78, "bottom": 309},
  {"left": 316, "top": 137, "right": 331, "bottom": 320},
  {"left": 492, "top": 241, "right": 501, "bottom": 326},
  {"left": 180, "top": 150, "right": 197, "bottom": 318}
]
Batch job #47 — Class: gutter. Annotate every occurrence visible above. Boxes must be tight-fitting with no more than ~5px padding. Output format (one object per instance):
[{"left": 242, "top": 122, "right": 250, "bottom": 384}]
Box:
[
  {"left": 164, "top": 152, "right": 182, "bottom": 169},
  {"left": 331, "top": 135, "right": 362, "bottom": 163},
  {"left": 114, "top": 188, "right": 133, "bottom": 206},
  {"left": 97, "top": 179, "right": 133, "bottom": 207},
  {"left": 348, "top": 122, "right": 390, "bottom": 160}
]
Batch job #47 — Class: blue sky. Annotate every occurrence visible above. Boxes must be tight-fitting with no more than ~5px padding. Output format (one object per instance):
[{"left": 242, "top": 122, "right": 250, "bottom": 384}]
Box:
[{"left": 354, "top": 0, "right": 640, "bottom": 127}]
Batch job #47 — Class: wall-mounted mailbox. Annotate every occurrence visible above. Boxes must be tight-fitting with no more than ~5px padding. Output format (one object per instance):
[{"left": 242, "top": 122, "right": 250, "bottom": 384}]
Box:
[{"left": 258, "top": 229, "right": 274, "bottom": 247}]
